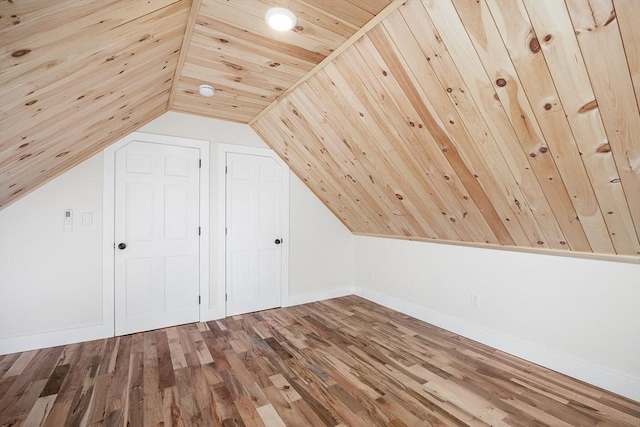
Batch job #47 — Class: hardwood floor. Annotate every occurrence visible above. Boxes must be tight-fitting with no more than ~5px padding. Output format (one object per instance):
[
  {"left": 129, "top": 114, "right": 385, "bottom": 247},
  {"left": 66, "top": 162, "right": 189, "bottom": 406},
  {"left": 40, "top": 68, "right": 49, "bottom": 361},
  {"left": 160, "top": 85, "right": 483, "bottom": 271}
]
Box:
[{"left": 0, "top": 295, "right": 638, "bottom": 426}]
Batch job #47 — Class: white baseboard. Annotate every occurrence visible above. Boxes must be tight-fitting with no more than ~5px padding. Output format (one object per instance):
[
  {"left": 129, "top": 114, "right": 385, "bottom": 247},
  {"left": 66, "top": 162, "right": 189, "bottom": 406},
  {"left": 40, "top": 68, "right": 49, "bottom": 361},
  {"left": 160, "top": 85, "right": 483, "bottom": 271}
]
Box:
[
  {"left": 354, "top": 286, "right": 640, "bottom": 402},
  {"left": 0, "top": 323, "right": 113, "bottom": 356},
  {"left": 283, "top": 286, "right": 357, "bottom": 307},
  {"left": 200, "top": 287, "right": 356, "bottom": 321},
  {"left": 0, "top": 287, "right": 353, "bottom": 355},
  {"left": 2, "top": 306, "right": 227, "bottom": 355},
  {"left": 4, "top": 286, "right": 637, "bottom": 402}
]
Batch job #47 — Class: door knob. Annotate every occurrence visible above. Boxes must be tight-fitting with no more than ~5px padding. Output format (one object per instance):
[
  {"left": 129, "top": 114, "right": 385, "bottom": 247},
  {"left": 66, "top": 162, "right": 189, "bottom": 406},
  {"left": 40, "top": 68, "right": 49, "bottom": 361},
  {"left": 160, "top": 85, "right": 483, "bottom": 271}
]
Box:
[
  {"left": 274, "top": 239, "right": 282, "bottom": 245},
  {"left": 118, "top": 243, "right": 127, "bottom": 250}
]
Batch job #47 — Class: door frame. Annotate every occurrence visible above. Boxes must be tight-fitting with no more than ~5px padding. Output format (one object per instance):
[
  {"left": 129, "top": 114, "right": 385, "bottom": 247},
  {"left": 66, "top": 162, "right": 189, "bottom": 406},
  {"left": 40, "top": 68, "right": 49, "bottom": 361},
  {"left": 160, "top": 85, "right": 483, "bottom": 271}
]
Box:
[
  {"left": 104, "top": 132, "right": 210, "bottom": 334},
  {"left": 217, "top": 143, "right": 289, "bottom": 317}
]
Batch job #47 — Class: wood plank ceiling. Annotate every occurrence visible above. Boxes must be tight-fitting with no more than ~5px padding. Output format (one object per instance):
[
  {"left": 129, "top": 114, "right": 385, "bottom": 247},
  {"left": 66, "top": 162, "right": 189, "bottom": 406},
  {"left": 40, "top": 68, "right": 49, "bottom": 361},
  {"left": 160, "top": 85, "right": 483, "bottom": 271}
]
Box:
[
  {"left": 253, "top": 0, "right": 640, "bottom": 257},
  {"left": 1, "top": 0, "right": 638, "bottom": 258},
  {"left": 0, "top": 0, "right": 391, "bottom": 207},
  {"left": 0, "top": 0, "right": 193, "bottom": 206},
  {"left": 172, "top": 0, "right": 394, "bottom": 123}
]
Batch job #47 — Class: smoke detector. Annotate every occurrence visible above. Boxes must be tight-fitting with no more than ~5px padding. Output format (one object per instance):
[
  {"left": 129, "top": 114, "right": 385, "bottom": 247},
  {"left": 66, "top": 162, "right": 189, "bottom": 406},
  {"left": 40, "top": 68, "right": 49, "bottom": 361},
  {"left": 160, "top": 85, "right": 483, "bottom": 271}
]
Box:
[{"left": 198, "top": 84, "right": 215, "bottom": 97}]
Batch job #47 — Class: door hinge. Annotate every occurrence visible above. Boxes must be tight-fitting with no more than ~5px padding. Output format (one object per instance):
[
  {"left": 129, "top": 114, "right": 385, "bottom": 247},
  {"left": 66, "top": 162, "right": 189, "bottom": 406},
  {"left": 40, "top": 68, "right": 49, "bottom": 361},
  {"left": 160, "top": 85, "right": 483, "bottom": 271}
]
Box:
[
  {"left": 225, "top": 227, "right": 227, "bottom": 235},
  {"left": 225, "top": 166, "right": 228, "bottom": 174},
  {"left": 225, "top": 294, "right": 228, "bottom": 302},
  {"left": 199, "top": 159, "right": 202, "bottom": 168},
  {"left": 198, "top": 295, "right": 201, "bottom": 305},
  {"left": 198, "top": 226, "right": 201, "bottom": 236}
]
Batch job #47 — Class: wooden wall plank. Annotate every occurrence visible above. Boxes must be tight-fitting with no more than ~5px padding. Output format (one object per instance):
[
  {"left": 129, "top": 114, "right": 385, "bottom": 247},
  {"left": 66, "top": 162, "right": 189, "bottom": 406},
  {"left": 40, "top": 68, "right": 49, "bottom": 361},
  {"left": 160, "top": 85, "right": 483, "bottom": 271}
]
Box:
[
  {"left": 3, "top": 93, "right": 170, "bottom": 201},
  {"left": 1, "top": 1, "right": 187, "bottom": 111},
  {"left": 172, "top": 0, "right": 394, "bottom": 125},
  {"left": 254, "top": 110, "right": 385, "bottom": 233},
  {"left": 565, "top": 0, "right": 640, "bottom": 243},
  {"left": 250, "top": 0, "right": 639, "bottom": 257},
  {"left": 399, "top": 0, "right": 568, "bottom": 250},
  {"left": 447, "top": 0, "right": 592, "bottom": 252},
  {"left": 182, "top": 42, "right": 302, "bottom": 87},
  {"left": 0, "top": 0, "right": 180, "bottom": 44},
  {"left": 286, "top": 89, "right": 428, "bottom": 236},
  {"left": 1, "top": 23, "right": 183, "bottom": 166},
  {"left": 523, "top": 0, "right": 639, "bottom": 254},
  {"left": 365, "top": 27, "right": 524, "bottom": 247},
  {"left": 302, "top": 0, "right": 375, "bottom": 27},
  {"left": 420, "top": 1, "right": 573, "bottom": 251},
  {"left": 613, "top": 0, "right": 640, "bottom": 111},
  {"left": 332, "top": 46, "right": 494, "bottom": 243},
  {"left": 1, "top": 8, "right": 186, "bottom": 148},
  {"left": 484, "top": 0, "right": 614, "bottom": 254},
  {"left": 310, "top": 65, "right": 464, "bottom": 240},
  {"left": 168, "top": 0, "right": 203, "bottom": 109},
  {"left": 384, "top": 8, "right": 554, "bottom": 248},
  {"left": 248, "top": 0, "right": 407, "bottom": 127},
  {"left": 0, "top": 0, "right": 189, "bottom": 208}
]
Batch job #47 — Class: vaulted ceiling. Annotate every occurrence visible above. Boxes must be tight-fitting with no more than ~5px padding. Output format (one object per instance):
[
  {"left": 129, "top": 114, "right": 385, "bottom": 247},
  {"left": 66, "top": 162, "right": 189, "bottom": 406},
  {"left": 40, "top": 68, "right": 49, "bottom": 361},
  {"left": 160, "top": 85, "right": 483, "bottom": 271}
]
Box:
[{"left": 1, "top": 0, "right": 638, "bottom": 258}]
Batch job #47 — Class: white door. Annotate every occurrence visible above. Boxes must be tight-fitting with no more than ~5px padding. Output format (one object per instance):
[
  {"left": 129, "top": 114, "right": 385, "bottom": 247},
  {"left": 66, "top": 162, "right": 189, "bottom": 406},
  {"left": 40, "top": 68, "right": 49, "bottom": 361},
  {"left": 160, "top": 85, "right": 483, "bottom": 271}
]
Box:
[
  {"left": 114, "top": 141, "right": 200, "bottom": 335},
  {"left": 226, "top": 152, "right": 283, "bottom": 316}
]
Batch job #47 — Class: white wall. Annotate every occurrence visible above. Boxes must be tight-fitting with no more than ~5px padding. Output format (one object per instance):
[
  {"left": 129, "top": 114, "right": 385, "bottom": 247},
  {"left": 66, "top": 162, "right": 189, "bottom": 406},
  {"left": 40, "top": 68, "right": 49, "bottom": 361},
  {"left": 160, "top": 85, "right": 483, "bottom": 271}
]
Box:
[
  {"left": 0, "top": 154, "right": 105, "bottom": 341},
  {"left": 353, "top": 235, "right": 640, "bottom": 400},
  {"left": 0, "top": 111, "right": 353, "bottom": 353},
  {"left": 288, "top": 175, "right": 353, "bottom": 303},
  {"left": 139, "top": 112, "right": 354, "bottom": 310}
]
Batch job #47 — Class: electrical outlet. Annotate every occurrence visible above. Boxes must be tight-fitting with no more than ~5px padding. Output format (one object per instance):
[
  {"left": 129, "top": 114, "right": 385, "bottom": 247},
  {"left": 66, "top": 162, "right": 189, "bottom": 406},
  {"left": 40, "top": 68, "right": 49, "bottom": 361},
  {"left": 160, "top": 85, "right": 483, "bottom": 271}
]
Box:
[{"left": 470, "top": 292, "right": 480, "bottom": 308}]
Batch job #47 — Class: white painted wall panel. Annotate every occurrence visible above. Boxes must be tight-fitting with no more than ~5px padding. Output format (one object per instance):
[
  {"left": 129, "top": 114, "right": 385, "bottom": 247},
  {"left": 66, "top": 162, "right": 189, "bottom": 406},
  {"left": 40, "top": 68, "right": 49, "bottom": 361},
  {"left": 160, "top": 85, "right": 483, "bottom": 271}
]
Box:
[
  {"left": 0, "top": 154, "right": 104, "bottom": 339},
  {"left": 1, "top": 111, "right": 349, "bottom": 351},
  {"left": 140, "top": 112, "right": 354, "bottom": 312},
  {"left": 288, "top": 174, "right": 354, "bottom": 297},
  {"left": 353, "top": 235, "right": 640, "bottom": 400}
]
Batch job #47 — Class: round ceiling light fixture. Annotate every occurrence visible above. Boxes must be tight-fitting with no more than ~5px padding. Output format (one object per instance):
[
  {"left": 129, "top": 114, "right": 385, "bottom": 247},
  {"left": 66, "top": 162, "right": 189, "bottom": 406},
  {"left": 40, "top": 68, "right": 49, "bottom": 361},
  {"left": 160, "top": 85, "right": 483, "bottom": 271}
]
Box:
[
  {"left": 265, "top": 7, "right": 297, "bottom": 31},
  {"left": 198, "top": 84, "right": 215, "bottom": 97}
]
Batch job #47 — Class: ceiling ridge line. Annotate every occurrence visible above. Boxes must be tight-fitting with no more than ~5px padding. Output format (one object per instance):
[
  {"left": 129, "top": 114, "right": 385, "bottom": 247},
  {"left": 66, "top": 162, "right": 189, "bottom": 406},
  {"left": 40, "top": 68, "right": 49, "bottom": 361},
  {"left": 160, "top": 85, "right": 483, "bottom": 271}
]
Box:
[
  {"left": 248, "top": 0, "right": 407, "bottom": 126},
  {"left": 168, "top": 0, "right": 204, "bottom": 109}
]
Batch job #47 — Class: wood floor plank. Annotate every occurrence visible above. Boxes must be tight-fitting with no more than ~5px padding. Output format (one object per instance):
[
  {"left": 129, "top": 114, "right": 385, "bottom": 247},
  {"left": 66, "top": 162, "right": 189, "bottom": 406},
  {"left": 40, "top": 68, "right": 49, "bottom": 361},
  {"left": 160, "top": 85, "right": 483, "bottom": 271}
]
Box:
[
  {"left": 141, "top": 331, "right": 163, "bottom": 426},
  {"left": 2, "top": 349, "right": 38, "bottom": 378},
  {"left": 161, "top": 385, "right": 184, "bottom": 426},
  {"left": 22, "top": 394, "right": 57, "bottom": 427},
  {"left": 0, "top": 296, "right": 638, "bottom": 426}
]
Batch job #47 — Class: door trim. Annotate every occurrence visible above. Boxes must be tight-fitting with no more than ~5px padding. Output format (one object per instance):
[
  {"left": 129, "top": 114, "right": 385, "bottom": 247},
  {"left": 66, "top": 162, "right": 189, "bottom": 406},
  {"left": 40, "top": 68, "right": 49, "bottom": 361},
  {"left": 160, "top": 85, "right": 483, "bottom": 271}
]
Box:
[
  {"left": 217, "top": 143, "right": 289, "bottom": 318},
  {"left": 104, "top": 132, "right": 210, "bottom": 334}
]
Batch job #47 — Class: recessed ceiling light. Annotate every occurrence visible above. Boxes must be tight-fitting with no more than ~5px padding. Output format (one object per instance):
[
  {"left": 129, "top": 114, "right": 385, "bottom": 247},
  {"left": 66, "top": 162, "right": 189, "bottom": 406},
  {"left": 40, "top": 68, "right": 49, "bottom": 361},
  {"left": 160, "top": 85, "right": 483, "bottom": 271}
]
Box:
[
  {"left": 265, "top": 7, "right": 297, "bottom": 31},
  {"left": 198, "top": 84, "right": 215, "bottom": 97}
]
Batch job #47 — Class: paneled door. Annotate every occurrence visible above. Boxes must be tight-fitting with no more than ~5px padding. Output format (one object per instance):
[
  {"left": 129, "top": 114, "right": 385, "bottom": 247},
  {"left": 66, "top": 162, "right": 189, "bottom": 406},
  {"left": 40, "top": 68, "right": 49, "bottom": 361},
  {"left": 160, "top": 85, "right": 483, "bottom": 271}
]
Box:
[
  {"left": 226, "top": 152, "right": 283, "bottom": 316},
  {"left": 114, "top": 141, "right": 200, "bottom": 335}
]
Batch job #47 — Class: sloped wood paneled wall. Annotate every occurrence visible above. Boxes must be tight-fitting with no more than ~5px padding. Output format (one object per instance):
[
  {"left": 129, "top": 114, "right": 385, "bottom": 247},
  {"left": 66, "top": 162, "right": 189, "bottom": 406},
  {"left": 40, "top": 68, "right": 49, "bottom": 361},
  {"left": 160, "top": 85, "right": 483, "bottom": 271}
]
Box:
[
  {"left": 0, "top": 0, "right": 192, "bottom": 207},
  {"left": 253, "top": 0, "right": 640, "bottom": 256}
]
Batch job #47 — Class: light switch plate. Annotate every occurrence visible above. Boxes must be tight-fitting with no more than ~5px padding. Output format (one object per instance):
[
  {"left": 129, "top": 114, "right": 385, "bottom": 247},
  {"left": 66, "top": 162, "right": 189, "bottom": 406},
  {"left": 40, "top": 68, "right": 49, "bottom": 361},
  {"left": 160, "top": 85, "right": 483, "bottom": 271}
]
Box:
[{"left": 82, "top": 212, "right": 93, "bottom": 226}]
